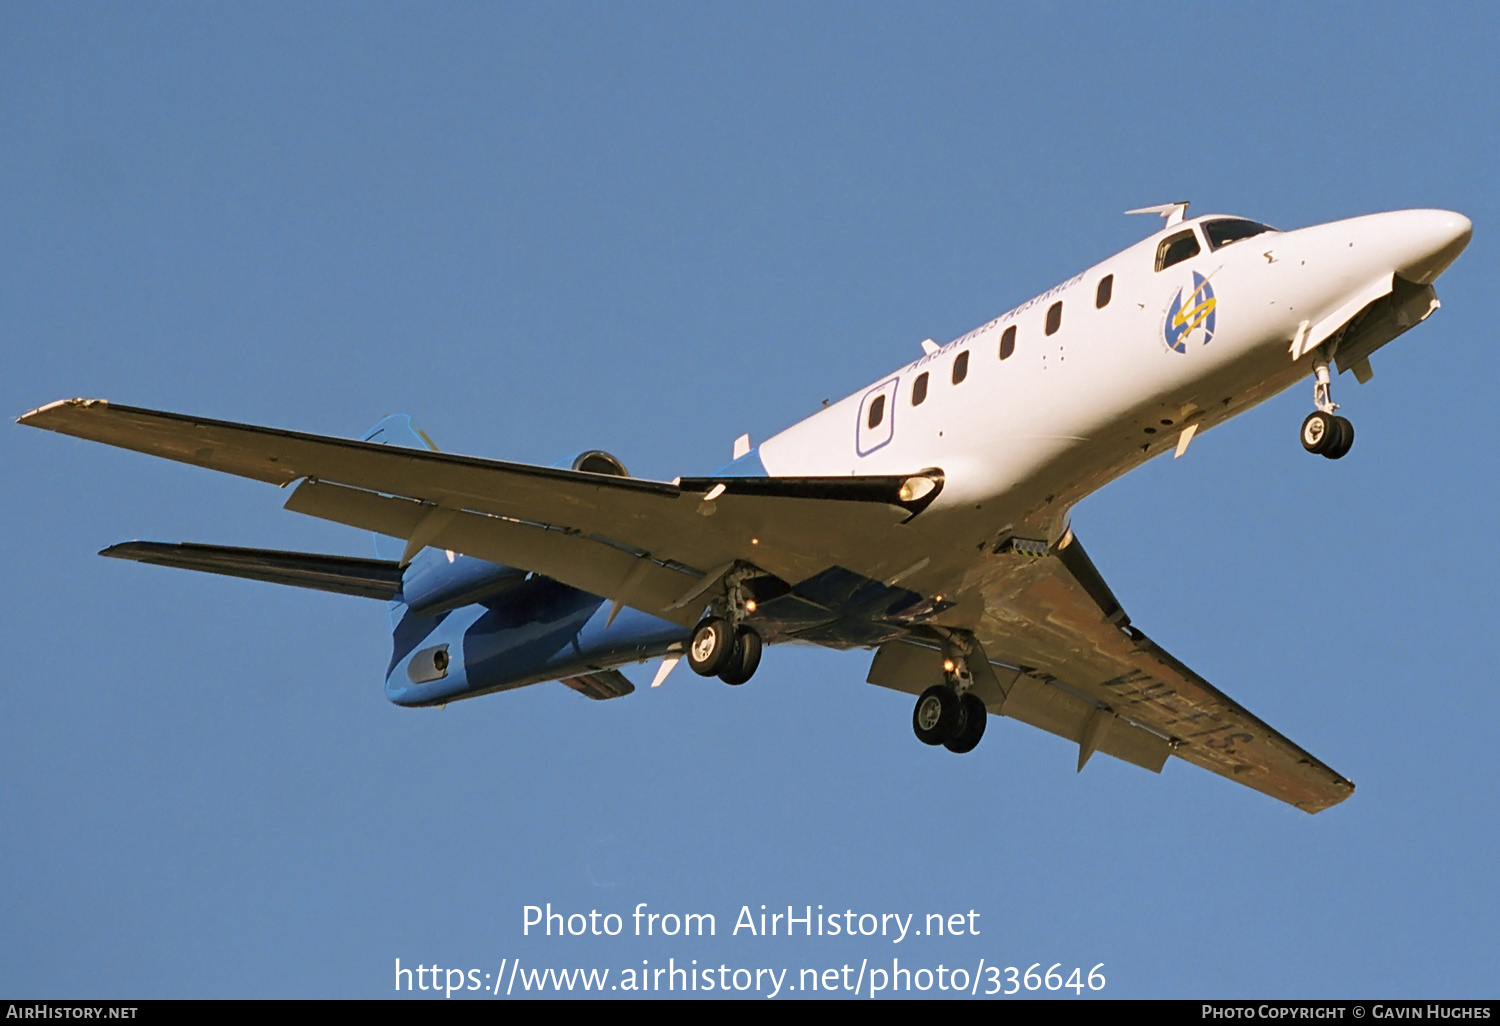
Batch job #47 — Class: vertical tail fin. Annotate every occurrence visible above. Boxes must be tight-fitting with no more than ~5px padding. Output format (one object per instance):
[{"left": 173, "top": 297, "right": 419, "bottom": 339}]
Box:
[
  {"left": 362, "top": 414, "right": 440, "bottom": 626},
  {"left": 361, "top": 414, "right": 440, "bottom": 563}
]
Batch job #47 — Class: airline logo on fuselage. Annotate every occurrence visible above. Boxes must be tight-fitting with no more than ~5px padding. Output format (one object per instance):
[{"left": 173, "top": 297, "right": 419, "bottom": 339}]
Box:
[{"left": 1163, "top": 271, "right": 1216, "bottom": 353}]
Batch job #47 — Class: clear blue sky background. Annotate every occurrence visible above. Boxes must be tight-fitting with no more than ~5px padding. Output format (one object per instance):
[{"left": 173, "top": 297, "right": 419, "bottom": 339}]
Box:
[{"left": 3, "top": 2, "right": 1496, "bottom": 999}]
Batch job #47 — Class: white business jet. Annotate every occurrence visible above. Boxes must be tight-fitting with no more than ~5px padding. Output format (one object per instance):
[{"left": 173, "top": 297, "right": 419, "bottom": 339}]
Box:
[{"left": 19, "top": 202, "right": 1472, "bottom": 813}]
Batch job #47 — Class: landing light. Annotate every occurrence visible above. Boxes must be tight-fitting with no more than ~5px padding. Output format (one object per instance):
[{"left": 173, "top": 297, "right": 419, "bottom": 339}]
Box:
[{"left": 899, "top": 476, "right": 936, "bottom": 502}]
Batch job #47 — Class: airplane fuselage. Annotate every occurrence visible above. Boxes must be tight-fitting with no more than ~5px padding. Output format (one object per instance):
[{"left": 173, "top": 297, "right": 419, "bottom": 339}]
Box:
[
  {"left": 383, "top": 207, "right": 1471, "bottom": 708},
  {"left": 20, "top": 204, "right": 1472, "bottom": 806},
  {"left": 759, "top": 210, "right": 1465, "bottom": 595}
]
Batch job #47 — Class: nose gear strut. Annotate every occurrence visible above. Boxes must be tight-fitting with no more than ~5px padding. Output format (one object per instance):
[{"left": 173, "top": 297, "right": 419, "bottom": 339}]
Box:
[
  {"left": 1312, "top": 351, "right": 1338, "bottom": 415},
  {"left": 1300, "top": 346, "right": 1355, "bottom": 460}
]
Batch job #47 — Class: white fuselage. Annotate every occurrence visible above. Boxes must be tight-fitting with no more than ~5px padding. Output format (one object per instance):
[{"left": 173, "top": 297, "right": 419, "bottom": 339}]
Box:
[{"left": 752, "top": 209, "right": 1470, "bottom": 609}]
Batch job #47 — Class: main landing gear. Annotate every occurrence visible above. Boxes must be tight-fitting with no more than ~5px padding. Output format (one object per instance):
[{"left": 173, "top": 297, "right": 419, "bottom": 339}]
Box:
[
  {"left": 911, "top": 650, "right": 987, "bottom": 754},
  {"left": 1300, "top": 350, "right": 1354, "bottom": 460},
  {"left": 686, "top": 616, "right": 763, "bottom": 686}
]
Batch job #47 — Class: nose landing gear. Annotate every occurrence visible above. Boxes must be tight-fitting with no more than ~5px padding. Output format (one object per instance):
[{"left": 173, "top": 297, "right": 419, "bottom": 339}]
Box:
[
  {"left": 1300, "top": 350, "right": 1355, "bottom": 459},
  {"left": 1301, "top": 410, "right": 1354, "bottom": 459}
]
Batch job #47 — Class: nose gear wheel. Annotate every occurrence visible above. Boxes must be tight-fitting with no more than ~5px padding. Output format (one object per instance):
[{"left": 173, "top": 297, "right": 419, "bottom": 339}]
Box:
[
  {"left": 1301, "top": 346, "right": 1355, "bottom": 460},
  {"left": 1301, "top": 411, "right": 1354, "bottom": 459}
]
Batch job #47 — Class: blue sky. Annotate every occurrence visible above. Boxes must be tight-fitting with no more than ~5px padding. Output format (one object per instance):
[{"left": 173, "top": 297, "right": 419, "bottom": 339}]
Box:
[{"left": 3, "top": 2, "right": 1497, "bottom": 998}]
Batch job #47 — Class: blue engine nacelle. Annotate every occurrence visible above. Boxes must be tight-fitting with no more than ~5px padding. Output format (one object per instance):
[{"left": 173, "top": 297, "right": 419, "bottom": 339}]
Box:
[{"left": 555, "top": 449, "right": 629, "bottom": 476}]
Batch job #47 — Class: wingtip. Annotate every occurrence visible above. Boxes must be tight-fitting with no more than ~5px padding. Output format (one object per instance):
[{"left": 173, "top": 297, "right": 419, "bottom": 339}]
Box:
[
  {"left": 17, "top": 397, "right": 108, "bottom": 426},
  {"left": 100, "top": 541, "right": 169, "bottom": 562},
  {"left": 1299, "top": 777, "right": 1357, "bottom": 814}
]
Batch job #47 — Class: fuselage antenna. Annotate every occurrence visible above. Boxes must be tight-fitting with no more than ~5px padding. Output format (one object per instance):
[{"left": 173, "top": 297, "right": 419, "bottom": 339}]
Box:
[{"left": 1125, "top": 201, "right": 1190, "bottom": 227}]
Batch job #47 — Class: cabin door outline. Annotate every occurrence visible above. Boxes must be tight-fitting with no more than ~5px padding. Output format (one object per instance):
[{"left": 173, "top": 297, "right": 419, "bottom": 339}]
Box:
[{"left": 856, "top": 377, "right": 900, "bottom": 457}]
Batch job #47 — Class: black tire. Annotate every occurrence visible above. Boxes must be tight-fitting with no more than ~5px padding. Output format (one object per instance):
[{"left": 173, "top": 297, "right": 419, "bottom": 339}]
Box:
[
  {"left": 1324, "top": 416, "right": 1354, "bottom": 460},
  {"left": 912, "top": 685, "right": 963, "bottom": 746},
  {"left": 686, "top": 617, "right": 734, "bottom": 677},
  {"left": 718, "top": 627, "right": 763, "bottom": 685},
  {"left": 944, "top": 693, "right": 988, "bottom": 754},
  {"left": 1301, "top": 411, "right": 1336, "bottom": 454}
]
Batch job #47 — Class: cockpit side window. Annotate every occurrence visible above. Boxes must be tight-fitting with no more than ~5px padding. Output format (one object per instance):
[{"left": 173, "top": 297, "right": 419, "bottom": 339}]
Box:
[
  {"left": 1203, "top": 218, "right": 1276, "bottom": 251},
  {"left": 1155, "top": 229, "right": 1201, "bottom": 271}
]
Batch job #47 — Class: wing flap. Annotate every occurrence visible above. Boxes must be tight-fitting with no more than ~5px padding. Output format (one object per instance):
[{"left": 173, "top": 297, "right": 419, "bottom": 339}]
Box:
[
  {"left": 100, "top": 541, "right": 403, "bottom": 600},
  {"left": 998, "top": 675, "right": 1171, "bottom": 773},
  {"left": 283, "top": 479, "right": 705, "bottom": 626}
]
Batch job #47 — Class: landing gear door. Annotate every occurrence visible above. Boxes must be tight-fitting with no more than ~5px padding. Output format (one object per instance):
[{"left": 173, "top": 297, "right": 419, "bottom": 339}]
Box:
[{"left": 856, "top": 377, "right": 900, "bottom": 457}]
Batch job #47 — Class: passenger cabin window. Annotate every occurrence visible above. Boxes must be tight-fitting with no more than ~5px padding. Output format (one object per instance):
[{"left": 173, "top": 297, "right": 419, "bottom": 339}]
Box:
[
  {"left": 912, "top": 372, "right": 928, "bottom": 406},
  {"left": 951, "top": 350, "right": 969, "bottom": 384},
  {"left": 1045, "top": 301, "right": 1062, "bottom": 335},
  {"left": 1155, "top": 229, "right": 1201, "bottom": 271},
  {"left": 1095, "top": 274, "right": 1113, "bottom": 308},
  {"left": 999, "top": 325, "right": 1016, "bottom": 360},
  {"left": 1203, "top": 218, "right": 1275, "bottom": 251},
  {"left": 867, "top": 394, "right": 886, "bottom": 429}
]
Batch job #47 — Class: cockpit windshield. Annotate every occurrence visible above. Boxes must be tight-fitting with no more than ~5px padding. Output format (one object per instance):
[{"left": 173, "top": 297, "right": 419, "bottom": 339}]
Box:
[{"left": 1203, "top": 218, "right": 1276, "bottom": 251}]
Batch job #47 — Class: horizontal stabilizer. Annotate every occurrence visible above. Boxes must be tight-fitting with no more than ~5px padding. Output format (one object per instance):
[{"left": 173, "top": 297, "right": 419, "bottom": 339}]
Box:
[{"left": 101, "top": 541, "right": 403, "bottom": 600}]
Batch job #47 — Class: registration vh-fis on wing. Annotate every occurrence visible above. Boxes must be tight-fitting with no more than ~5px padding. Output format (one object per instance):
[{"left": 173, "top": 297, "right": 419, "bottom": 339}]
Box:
[{"left": 21, "top": 203, "right": 1473, "bottom": 813}]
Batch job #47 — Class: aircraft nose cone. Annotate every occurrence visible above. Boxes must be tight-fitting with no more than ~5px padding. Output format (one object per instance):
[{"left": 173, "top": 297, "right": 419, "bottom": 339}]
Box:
[{"left": 1395, "top": 209, "right": 1473, "bottom": 284}]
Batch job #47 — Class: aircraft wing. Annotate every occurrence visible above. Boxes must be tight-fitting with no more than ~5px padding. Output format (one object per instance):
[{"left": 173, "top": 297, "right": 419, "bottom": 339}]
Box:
[
  {"left": 965, "top": 533, "right": 1355, "bottom": 813},
  {"left": 19, "top": 399, "right": 943, "bottom": 626}
]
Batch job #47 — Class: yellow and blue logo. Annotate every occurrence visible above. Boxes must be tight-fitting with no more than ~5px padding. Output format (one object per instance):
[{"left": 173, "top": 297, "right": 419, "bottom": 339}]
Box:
[{"left": 1164, "top": 272, "right": 1216, "bottom": 353}]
